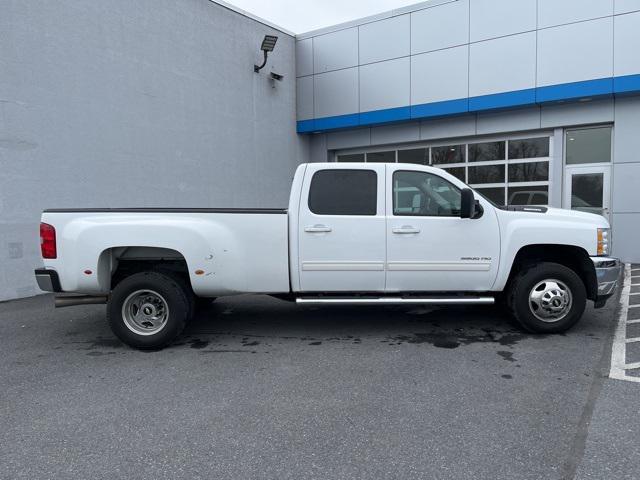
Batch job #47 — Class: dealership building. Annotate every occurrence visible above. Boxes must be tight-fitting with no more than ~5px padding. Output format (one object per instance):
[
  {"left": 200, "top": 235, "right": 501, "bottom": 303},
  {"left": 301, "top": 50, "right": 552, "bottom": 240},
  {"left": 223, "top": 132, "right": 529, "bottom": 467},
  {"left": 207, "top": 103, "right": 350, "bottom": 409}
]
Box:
[{"left": 2, "top": 0, "right": 640, "bottom": 300}]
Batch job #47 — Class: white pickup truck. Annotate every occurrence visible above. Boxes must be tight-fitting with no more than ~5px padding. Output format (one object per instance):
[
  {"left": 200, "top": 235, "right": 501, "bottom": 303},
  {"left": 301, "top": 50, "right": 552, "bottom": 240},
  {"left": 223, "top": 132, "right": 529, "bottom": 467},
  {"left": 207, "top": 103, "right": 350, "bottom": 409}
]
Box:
[{"left": 35, "top": 162, "right": 621, "bottom": 349}]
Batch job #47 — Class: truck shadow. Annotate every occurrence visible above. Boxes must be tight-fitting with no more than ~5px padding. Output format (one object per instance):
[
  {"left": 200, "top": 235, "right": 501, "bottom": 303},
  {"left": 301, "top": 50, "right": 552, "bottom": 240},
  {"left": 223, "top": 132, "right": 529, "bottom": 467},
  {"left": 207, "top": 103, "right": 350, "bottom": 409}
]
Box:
[{"left": 177, "top": 295, "right": 558, "bottom": 352}]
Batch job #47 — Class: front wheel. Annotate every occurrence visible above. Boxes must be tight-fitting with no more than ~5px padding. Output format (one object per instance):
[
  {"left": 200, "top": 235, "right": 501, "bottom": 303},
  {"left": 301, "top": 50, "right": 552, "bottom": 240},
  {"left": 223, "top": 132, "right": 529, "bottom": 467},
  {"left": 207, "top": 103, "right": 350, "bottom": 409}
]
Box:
[
  {"left": 508, "top": 262, "right": 586, "bottom": 334},
  {"left": 107, "top": 271, "right": 190, "bottom": 349}
]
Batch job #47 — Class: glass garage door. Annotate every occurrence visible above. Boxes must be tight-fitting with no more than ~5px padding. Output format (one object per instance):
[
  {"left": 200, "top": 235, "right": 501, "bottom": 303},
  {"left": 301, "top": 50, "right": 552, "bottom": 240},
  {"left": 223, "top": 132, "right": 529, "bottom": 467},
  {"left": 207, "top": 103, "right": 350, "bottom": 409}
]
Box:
[{"left": 336, "top": 134, "right": 552, "bottom": 207}]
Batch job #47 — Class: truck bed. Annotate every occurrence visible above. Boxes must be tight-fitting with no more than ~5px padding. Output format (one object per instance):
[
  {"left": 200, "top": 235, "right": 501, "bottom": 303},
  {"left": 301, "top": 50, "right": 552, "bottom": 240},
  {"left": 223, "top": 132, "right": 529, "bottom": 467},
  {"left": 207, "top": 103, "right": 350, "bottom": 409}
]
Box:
[
  {"left": 40, "top": 209, "right": 291, "bottom": 296},
  {"left": 44, "top": 208, "right": 287, "bottom": 214}
]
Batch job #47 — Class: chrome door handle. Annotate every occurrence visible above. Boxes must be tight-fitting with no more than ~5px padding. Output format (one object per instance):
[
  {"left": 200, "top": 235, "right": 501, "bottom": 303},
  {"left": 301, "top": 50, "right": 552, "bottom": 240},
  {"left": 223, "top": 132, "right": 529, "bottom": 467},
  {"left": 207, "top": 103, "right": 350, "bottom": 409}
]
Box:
[
  {"left": 392, "top": 226, "right": 420, "bottom": 234},
  {"left": 305, "top": 224, "right": 332, "bottom": 233}
]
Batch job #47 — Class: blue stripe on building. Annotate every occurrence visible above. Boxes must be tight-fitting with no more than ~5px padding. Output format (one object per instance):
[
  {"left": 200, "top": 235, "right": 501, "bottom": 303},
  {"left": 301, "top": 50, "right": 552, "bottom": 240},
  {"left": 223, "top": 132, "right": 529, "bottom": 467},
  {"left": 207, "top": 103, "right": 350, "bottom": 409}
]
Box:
[{"left": 297, "top": 76, "right": 640, "bottom": 134}]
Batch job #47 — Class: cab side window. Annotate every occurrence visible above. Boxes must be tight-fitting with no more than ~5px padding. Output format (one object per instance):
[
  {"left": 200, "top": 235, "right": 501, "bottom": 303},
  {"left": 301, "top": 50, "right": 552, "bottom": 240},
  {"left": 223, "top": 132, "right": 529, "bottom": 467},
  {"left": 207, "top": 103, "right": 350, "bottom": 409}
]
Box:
[
  {"left": 308, "top": 169, "right": 377, "bottom": 215},
  {"left": 393, "top": 170, "right": 461, "bottom": 216}
]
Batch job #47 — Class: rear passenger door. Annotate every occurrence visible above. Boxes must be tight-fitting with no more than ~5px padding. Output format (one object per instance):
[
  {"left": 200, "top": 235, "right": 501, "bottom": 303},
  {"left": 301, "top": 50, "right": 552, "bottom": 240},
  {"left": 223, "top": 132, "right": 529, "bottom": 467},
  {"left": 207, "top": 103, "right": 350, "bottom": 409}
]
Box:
[{"left": 298, "top": 164, "right": 386, "bottom": 292}]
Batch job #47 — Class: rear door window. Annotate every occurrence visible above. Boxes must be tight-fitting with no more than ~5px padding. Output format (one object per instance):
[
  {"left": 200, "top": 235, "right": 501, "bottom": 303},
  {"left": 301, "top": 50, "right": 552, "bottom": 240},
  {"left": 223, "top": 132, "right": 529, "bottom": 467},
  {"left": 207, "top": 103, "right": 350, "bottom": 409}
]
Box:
[{"left": 308, "top": 169, "right": 377, "bottom": 215}]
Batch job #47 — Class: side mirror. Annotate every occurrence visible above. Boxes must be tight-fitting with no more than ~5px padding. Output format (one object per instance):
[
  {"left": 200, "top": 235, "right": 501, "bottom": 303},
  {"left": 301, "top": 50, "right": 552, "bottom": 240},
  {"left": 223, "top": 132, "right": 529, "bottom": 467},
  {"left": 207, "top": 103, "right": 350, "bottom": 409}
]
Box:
[{"left": 460, "top": 188, "right": 476, "bottom": 219}]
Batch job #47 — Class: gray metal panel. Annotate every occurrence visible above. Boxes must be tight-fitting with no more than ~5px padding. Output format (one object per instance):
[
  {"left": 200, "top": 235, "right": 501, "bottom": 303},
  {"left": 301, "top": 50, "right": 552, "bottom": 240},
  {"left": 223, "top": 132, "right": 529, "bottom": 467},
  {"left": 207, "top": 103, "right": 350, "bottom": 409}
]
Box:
[
  {"left": 327, "top": 129, "right": 372, "bottom": 149},
  {"left": 309, "top": 134, "right": 329, "bottom": 162},
  {"left": 612, "top": 163, "right": 640, "bottom": 213},
  {"left": 410, "top": 0, "right": 469, "bottom": 54},
  {"left": 613, "top": 96, "right": 640, "bottom": 164},
  {"left": 549, "top": 128, "right": 564, "bottom": 208},
  {"left": 614, "top": 12, "right": 640, "bottom": 77},
  {"left": 313, "top": 67, "right": 359, "bottom": 118},
  {"left": 420, "top": 115, "right": 477, "bottom": 140},
  {"left": 411, "top": 45, "right": 468, "bottom": 105},
  {"left": 313, "top": 27, "right": 358, "bottom": 73},
  {"left": 469, "top": 32, "right": 536, "bottom": 97},
  {"left": 469, "top": 0, "right": 536, "bottom": 43},
  {"left": 359, "top": 14, "right": 410, "bottom": 65},
  {"left": 296, "top": 76, "right": 314, "bottom": 120},
  {"left": 540, "top": 99, "right": 614, "bottom": 128},
  {"left": 538, "top": 0, "right": 613, "bottom": 29},
  {"left": 476, "top": 107, "right": 541, "bottom": 135},
  {"left": 0, "top": 0, "right": 304, "bottom": 302},
  {"left": 611, "top": 213, "right": 640, "bottom": 261},
  {"left": 615, "top": 0, "right": 640, "bottom": 14},
  {"left": 371, "top": 123, "right": 421, "bottom": 145},
  {"left": 359, "top": 57, "right": 410, "bottom": 112},
  {"left": 295, "top": 38, "right": 313, "bottom": 77},
  {"left": 537, "top": 18, "right": 614, "bottom": 87}
]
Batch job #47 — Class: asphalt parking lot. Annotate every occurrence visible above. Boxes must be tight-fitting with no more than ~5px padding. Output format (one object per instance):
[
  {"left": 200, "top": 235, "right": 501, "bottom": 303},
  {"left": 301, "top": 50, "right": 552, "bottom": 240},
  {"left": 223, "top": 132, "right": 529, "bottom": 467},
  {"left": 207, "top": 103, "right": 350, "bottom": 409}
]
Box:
[{"left": 1, "top": 279, "right": 638, "bottom": 480}]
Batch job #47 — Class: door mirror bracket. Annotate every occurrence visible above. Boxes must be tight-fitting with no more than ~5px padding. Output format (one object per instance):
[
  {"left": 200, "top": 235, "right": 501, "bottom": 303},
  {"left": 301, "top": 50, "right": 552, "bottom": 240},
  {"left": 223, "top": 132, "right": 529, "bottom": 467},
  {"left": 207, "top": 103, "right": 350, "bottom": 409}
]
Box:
[
  {"left": 460, "top": 188, "right": 477, "bottom": 219},
  {"left": 472, "top": 200, "right": 484, "bottom": 219}
]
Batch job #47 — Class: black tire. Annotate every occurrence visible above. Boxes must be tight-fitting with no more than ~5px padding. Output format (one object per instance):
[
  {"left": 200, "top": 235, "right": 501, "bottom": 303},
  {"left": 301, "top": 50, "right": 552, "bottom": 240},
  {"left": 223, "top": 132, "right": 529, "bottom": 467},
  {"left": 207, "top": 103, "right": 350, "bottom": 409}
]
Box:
[
  {"left": 107, "top": 271, "right": 190, "bottom": 349},
  {"left": 159, "top": 270, "right": 195, "bottom": 322},
  {"left": 507, "top": 262, "right": 586, "bottom": 334}
]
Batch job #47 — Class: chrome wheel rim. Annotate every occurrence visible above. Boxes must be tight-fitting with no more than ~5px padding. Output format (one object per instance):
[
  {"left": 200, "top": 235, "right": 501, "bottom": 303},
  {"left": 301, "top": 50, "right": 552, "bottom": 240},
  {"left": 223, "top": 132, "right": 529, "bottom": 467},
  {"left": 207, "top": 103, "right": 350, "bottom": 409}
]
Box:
[
  {"left": 528, "top": 279, "right": 572, "bottom": 323},
  {"left": 121, "top": 289, "right": 169, "bottom": 335}
]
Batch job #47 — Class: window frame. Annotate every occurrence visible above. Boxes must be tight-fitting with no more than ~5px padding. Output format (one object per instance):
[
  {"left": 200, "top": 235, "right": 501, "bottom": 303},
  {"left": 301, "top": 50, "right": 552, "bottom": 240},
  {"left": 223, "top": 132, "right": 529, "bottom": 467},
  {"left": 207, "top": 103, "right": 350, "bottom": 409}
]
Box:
[{"left": 392, "top": 169, "right": 462, "bottom": 218}]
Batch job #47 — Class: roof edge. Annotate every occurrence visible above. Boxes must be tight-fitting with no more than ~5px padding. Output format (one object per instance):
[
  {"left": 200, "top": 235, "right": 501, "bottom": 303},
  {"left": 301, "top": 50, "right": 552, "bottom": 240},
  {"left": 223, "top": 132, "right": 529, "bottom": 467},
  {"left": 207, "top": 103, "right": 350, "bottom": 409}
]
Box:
[
  {"left": 295, "top": 0, "right": 456, "bottom": 40},
  {"left": 209, "top": 0, "right": 296, "bottom": 37}
]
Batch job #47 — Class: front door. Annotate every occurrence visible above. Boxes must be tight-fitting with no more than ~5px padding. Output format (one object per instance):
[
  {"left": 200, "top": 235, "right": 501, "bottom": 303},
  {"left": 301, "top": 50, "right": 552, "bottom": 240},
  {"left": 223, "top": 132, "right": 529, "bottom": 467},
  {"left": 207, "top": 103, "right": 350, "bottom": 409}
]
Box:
[
  {"left": 298, "top": 163, "right": 386, "bottom": 292},
  {"left": 563, "top": 165, "right": 611, "bottom": 222},
  {"left": 385, "top": 165, "right": 501, "bottom": 292}
]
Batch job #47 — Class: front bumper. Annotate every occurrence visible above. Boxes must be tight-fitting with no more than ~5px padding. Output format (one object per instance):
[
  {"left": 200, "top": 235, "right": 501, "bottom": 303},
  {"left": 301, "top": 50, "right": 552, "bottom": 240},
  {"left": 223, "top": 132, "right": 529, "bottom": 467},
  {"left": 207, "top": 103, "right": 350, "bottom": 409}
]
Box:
[
  {"left": 590, "top": 256, "right": 622, "bottom": 306},
  {"left": 34, "top": 268, "right": 61, "bottom": 293}
]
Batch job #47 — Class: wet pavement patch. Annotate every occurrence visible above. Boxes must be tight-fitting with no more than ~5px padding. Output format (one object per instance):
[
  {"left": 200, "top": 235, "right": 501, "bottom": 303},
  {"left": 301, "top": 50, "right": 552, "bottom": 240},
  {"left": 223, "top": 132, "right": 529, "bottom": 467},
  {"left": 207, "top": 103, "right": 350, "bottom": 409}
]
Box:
[
  {"left": 387, "top": 328, "right": 538, "bottom": 350},
  {"left": 188, "top": 338, "right": 210, "bottom": 349},
  {"left": 497, "top": 350, "right": 517, "bottom": 362}
]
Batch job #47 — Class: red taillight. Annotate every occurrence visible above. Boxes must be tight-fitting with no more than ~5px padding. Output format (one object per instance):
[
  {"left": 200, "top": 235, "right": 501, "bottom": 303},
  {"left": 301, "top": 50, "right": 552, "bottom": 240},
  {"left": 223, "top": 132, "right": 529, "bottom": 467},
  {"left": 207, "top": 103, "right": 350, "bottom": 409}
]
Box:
[{"left": 40, "top": 222, "right": 57, "bottom": 259}]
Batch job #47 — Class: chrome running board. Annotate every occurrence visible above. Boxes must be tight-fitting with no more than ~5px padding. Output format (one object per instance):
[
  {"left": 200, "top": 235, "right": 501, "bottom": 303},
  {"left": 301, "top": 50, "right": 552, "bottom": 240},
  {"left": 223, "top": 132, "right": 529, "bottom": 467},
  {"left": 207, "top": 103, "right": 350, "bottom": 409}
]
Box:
[{"left": 295, "top": 296, "right": 494, "bottom": 305}]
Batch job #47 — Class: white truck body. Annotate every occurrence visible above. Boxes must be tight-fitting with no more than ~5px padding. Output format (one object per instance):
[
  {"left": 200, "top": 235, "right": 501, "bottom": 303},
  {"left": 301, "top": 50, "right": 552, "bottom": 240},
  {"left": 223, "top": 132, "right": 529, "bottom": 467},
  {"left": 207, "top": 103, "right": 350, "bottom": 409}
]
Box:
[{"left": 35, "top": 162, "right": 622, "bottom": 348}]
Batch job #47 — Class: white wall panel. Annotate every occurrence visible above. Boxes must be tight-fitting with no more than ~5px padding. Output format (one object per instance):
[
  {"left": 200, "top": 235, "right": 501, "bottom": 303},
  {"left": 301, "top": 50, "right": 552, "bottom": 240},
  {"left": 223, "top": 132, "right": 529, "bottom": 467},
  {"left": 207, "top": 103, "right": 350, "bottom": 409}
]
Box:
[
  {"left": 359, "top": 57, "right": 410, "bottom": 112},
  {"left": 614, "top": 12, "right": 640, "bottom": 77},
  {"left": 611, "top": 213, "right": 640, "bottom": 262},
  {"left": 313, "top": 28, "right": 358, "bottom": 73},
  {"left": 314, "top": 67, "right": 359, "bottom": 118},
  {"left": 371, "top": 123, "right": 420, "bottom": 145},
  {"left": 476, "top": 107, "right": 541, "bottom": 135},
  {"left": 614, "top": 97, "right": 640, "bottom": 164},
  {"left": 538, "top": 0, "right": 613, "bottom": 28},
  {"left": 537, "top": 18, "right": 613, "bottom": 87},
  {"left": 296, "top": 76, "right": 314, "bottom": 120},
  {"left": 420, "top": 115, "right": 477, "bottom": 140},
  {"left": 470, "top": 0, "right": 536, "bottom": 42},
  {"left": 359, "top": 14, "right": 410, "bottom": 64},
  {"left": 615, "top": 0, "right": 640, "bottom": 14},
  {"left": 411, "top": 0, "right": 469, "bottom": 54},
  {"left": 326, "top": 129, "right": 371, "bottom": 149},
  {"left": 612, "top": 163, "right": 640, "bottom": 212},
  {"left": 411, "top": 45, "right": 468, "bottom": 104},
  {"left": 540, "top": 99, "right": 614, "bottom": 128},
  {"left": 295, "top": 39, "right": 313, "bottom": 77},
  {"left": 469, "top": 32, "right": 536, "bottom": 97}
]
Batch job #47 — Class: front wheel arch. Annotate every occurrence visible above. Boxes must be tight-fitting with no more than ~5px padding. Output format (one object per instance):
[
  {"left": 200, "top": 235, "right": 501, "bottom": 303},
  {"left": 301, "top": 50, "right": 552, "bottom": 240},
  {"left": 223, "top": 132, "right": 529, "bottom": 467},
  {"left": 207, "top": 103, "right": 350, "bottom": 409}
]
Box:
[{"left": 504, "top": 244, "right": 597, "bottom": 301}]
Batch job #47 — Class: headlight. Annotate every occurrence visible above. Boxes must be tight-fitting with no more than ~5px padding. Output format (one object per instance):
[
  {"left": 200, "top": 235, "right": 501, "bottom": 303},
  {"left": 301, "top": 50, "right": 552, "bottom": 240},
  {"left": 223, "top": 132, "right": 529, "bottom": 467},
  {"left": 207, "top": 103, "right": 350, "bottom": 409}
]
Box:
[{"left": 597, "top": 228, "right": 610, "bottom": 256}]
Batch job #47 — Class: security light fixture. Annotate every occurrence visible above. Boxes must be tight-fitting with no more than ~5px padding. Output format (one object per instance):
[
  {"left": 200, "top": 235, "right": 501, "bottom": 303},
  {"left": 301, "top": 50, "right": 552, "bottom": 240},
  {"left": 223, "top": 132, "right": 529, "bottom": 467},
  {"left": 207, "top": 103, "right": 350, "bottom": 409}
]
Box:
[{"left": 254, "top": 35, "right": 278, "bottom": 73}]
